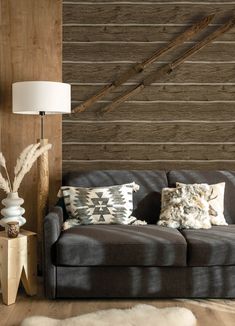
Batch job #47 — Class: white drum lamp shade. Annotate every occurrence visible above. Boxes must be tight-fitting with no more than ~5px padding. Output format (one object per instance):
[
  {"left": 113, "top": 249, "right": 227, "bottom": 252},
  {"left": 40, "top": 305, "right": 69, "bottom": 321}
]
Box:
[{"left": 12, "top": 81, "right": 71, "bottom": 114}]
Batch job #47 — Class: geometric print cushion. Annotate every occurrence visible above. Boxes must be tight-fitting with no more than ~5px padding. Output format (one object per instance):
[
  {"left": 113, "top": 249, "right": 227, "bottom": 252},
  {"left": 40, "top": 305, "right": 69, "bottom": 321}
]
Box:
[{"left": 58, "top": 182, "right": 141, "bottom": 225}]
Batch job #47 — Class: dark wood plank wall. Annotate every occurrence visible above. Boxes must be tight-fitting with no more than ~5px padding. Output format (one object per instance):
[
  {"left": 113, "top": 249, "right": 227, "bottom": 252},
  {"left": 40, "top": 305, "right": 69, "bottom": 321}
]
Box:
[{"left": 62, "top": 0, "right": 235, "bottom": 172}]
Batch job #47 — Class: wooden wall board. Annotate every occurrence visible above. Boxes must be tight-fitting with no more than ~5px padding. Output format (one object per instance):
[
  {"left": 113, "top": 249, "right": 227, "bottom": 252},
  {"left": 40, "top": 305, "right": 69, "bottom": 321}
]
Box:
[
  {"left": 63, "top": 161, "right": 235, "bottom": 173},
  {"left": 62, "top": 0, "right": 235, "bottom": 172},
  {"left": 63, "top": 63, "right": 235, "bottom": 84},
  {"left": 63, "top": 4, "right": 234, "bottom": 25},
  {"left": 63, "top": 0, "right": 235, "bottom": 3},
  {"left": 63, "top": 122, "right": 235, "bottom": 143},
  {"left": 63, "top": 25, "right": 235, "bottom": 42},
  {"left": 66, "top": 102, "right": 235, "bottom": 122},
  {"left": 63, "top": 42, "right": 235, "bottom": 62},
  {"left": 70, "top": 85, "right": 235, "bottom": 102},
  {"left": 0, "top": 0, "right": 62, "bottom": 232},
  {"left": 63, "top": 143, "right": 235, "bottom": 161}
]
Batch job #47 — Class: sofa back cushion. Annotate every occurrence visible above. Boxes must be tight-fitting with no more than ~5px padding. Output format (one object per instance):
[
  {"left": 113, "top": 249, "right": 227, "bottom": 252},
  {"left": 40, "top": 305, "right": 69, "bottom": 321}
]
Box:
[
  {"left": 168, "top": 170, "right": 235, "bottom": 224},
  {"left": 63, "top": 170, "right": 168, "bottom": 224}
]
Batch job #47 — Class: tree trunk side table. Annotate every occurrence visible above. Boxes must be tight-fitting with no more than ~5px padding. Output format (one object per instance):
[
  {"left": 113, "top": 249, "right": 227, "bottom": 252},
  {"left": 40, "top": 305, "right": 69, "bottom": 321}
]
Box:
[{"left": 0, "top": 229, "right": 37, "bottom": 305}]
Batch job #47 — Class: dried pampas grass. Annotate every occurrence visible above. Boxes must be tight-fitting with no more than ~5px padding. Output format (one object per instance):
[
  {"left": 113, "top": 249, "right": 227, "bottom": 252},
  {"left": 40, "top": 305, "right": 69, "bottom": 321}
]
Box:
[
  {"left": 0, "top": 152, "right": 12, "bottom": 193},
  {"left": 0, "top": 172, "right": 10, "bottom": 194},
  {"left": 0, "top": 152, "right": 6, "bottom": 168},
  {"left": 0, "top": 142, "right": 52, "bottom": 194},
  {"left": 14, "top": 144, "right": 35, "bottom": 176},
  {"left": 12, "top": 143, "right": 52, "bottom": 192}
]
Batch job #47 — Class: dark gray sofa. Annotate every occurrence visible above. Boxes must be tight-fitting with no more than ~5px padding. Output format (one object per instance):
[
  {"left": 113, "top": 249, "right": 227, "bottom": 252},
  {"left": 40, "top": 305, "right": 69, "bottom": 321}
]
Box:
[{"left": 44, "top": 170, "right": 235, "bottom": 299}]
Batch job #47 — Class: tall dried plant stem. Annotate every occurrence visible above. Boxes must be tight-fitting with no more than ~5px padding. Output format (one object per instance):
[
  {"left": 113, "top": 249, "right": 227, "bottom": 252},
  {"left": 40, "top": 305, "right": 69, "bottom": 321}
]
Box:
[
  {"left": 0, "top": 152, "right": 12, "bottom": 192},
  {"left": 12, "top": 143, "right": 41, "bottom": 192},
  {"left": 4, "top": 167, "right": 12, "bottom": 192},
  {"left": 0, "top": 172, "right": 10, "bottom": 194}
]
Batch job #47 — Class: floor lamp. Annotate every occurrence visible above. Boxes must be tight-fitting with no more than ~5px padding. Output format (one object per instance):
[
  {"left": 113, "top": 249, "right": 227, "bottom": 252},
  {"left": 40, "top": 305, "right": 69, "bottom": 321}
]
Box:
[{"left": 12, "top": 81, "right": 71, "bottom": 269}]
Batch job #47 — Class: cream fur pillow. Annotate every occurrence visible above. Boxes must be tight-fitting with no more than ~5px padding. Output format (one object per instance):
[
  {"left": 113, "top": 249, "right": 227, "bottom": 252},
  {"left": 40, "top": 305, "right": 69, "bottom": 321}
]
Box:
[
  {"left": 176, "top": 182, "right": 227, "bottom": 226},
  {"left": 158, "top": 184, "right": 212, "bottom": 229}
]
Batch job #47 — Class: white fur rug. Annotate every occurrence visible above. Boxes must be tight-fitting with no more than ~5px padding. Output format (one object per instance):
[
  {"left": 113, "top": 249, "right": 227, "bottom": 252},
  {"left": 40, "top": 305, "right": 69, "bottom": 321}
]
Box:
[{"left": 21, "top": 304, "right": 196, "bottom": 326}]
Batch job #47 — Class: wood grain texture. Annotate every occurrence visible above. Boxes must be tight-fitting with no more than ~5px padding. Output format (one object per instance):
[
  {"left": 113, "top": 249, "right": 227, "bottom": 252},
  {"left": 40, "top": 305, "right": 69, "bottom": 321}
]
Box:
[
  {"left": 0, "top": 0, "right": 62, "bottom": 232},
  {"left": 37, "top": 139, "right": 49, "bottom": 271},
  {"left": 71, "top": 85, "right": 235, "bottom": 101},
  {"left": 63, "top": 4, "right": 233, "bottom": 25},
  {"left": 72, "top": 14, "right": 216, "bottom": 113},
  {"left": 63, "top": 63, "right": 235, "bottom": 83},
  {"left": 63, "top": 161, "right": 235, "bottom": 173},
  {"left": 63, "top": 42, "right": 235, "bottom": 62},
  {"left": 102, "top": 19, "right": 235, "bottom": 113},
  {"left": 67, "top": 102, "right": 235, "bottom": 121},
  {"left": 63, "top": 25, "right": 235, "bottom": 42},
  {"left": 0, "top": 279, "right": 235, "bottom": 326},
  {"left": 62, "top": 1, "right": 235, "bottom": 172},
  {"left": 0, "top": 230, "right": 37, "bottom": 305},
  {"left": 63, "top": 122, "right": 235, "bottom": 143},
  {"left": 64, "top": 0, "right": 235, "bottom": 3},
  {"left": 63, "top": 143, "right": 235, "bottom": 161}
]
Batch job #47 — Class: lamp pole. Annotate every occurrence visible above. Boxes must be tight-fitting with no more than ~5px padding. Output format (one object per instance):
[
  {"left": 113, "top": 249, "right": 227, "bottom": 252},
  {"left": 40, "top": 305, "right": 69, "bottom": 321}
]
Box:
[
  {"left": 37, "top": 111, "right": 49, "bottom": 273},
  {"left": 39, "top": 111, "right": 45, "bottom": 139}
]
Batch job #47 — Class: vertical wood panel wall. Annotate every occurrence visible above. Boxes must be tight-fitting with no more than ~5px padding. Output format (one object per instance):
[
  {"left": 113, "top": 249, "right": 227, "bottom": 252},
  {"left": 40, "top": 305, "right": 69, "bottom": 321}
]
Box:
[
  {"left": 62, "top": 0, "right": 235, "bottom": 172},
  {"left": 0, "top": 0, "right": 62, "bottom": 232}
]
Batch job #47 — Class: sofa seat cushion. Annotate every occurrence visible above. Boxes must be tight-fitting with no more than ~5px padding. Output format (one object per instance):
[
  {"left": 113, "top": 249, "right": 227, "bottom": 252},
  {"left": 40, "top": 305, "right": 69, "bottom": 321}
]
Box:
[
  {"left": 55, "top": 225, "right": 187, "bottom": 267},
  {"left": 181, "top": 225, "right": 235, "bottom": 266}
]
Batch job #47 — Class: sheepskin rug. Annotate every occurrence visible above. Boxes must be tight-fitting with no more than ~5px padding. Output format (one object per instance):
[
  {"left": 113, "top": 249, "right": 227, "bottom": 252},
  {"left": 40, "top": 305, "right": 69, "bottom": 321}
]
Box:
[{"left": 21, "top": 304, "right": 196, "bottom": 326}]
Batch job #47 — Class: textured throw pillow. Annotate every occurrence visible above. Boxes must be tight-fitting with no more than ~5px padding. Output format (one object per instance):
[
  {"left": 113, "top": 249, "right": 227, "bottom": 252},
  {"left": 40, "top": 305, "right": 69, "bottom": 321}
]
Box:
[
  {"left": 58, "top": 182, "right": 146, "bottom": 226},
  {"left": 176, "top": 182, "right": 227, "bottom": 226},
  {"left": 158, "top": 184, "right": 212, "bottom": 229}
]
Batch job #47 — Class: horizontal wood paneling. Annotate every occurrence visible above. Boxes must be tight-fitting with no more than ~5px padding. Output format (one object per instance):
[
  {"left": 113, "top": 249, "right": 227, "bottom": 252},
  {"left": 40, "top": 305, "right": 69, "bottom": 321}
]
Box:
[
  {"left": 63, "top": 63, "right": 235, "bottom": 83},
  {"left": 63, "top": 122, "right": 235, "bottom": 142},
  {"left": 64, "top": 1, "right": 235, "bottom": 3},
  {"left": 67, "top": 102, "right": 235, "bottom": 121},
  {"left": 63, "top": 1, "right": 235, "bottom": 172},
  {"left": 63, "top": 25, "right": 235, "bottom": 42},
  {"left": 63, "top": 161, "right": 235, "bottom": 173},
  {"left": 63, "top": 4, "right": 233, "bottom": 24},
  {"left": 63, "top": 143, "right": 235, "bottom": 160},
  {"left": 63, "top": 42, "right": 235, "bottom": 62},
  {"left": 70, "top": 85, "right": 235, "bottom": 101}
]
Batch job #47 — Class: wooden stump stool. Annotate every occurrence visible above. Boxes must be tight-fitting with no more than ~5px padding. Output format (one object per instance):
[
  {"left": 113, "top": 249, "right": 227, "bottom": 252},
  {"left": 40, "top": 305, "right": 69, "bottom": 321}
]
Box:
[{"left": 0, "top": 229, "right": 37, "bottom": 305}]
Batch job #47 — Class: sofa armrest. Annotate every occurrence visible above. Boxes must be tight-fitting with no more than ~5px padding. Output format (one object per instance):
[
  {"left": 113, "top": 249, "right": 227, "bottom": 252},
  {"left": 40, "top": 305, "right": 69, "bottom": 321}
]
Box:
[{"left": 43, "top": 206, "right": 63, "bottom": 298}]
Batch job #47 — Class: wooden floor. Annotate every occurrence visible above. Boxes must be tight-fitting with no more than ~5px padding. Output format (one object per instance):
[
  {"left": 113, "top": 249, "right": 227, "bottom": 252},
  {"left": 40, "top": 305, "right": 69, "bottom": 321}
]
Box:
[{"left": 0, "top": 280, "right": 235, "bottom": 326}]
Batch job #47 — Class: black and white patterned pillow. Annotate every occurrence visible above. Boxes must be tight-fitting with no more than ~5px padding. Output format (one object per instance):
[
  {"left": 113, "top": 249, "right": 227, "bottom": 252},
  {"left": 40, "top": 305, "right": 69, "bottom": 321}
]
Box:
[{"left": 59, "top": 182, "right": 141, "bottom": 225}]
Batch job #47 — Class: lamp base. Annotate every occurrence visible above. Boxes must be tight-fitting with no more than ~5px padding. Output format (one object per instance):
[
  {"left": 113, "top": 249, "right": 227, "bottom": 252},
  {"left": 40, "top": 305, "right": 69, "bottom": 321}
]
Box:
[{"left": 37, "top": 138, "right": 49, "bottom": 271}]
